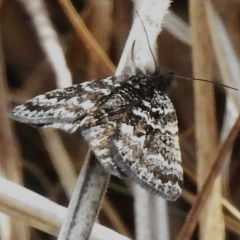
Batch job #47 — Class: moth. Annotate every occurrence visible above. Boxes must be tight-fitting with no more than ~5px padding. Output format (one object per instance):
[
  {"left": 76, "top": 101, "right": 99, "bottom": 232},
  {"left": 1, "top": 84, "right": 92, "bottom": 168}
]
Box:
[{"left": 9, "top": 71, "right": 183, "bottom": 201}]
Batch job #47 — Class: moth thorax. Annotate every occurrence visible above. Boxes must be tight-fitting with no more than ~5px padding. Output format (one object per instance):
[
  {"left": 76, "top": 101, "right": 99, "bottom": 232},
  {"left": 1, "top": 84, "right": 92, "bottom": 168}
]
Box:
[{"left": 156, "top": 71, "right": 176, "bottom": 93}]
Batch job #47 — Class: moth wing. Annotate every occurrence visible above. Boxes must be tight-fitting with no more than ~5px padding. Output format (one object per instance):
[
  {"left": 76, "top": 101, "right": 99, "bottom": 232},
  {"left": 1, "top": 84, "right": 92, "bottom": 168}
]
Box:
[
  {"left": 79, "top": 85, "right": 139, "bottom": 177},
  {"left": 81, "top": 119, "right": 125, "bottom": 177},
  {"left": 110, "top": 93, "right": 183, "bottom": 201},
  {"left": 80, "top": 106, "right": 128, "bottom": 177},
  {"left": 9, "top": 76, "right": 126, "bottom": 133}
]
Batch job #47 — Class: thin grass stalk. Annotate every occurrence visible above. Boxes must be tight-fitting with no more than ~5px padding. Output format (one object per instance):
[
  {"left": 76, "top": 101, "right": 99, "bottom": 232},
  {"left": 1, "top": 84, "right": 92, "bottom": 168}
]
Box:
[
  {"left": 42, "top": 131, "right": 127, "bottom": 237},
  {"left": 0, "top": 8, "right": 29, "bottom": 240},
  {"left": 0, "top": 176, "right": 130, "bottom": 240},
  {"left": 40, "top": 129, "right": 77, "bottom": 198},
  {"left": 12, "top": 1, "right": 109, "bottom": 238},
  {"left": 205, "top": 1, "right": 240, "bottom": 104},
  {"left": 19, "top": 0, "right": 129, "bottom": 237},
  {"left": 42, "top": 116, "right": 129, "bottom": 236},
  {"left": 133, "top": 184, "right": 151, "bottom": 240},
  {"left": 190, "top": 0, "right": 225, "bottom": 239},
  {"left": 44, "top": 135, "right": 128, "bottom": 239},
  {"left": 219, "top": 98, "right": 238, "bottom": 196},
  {"left": 163, "top": 11, "right": 191, "bottom": 46},
  {"left": 117, "top": 0, "right": 171, "bottom": 75},
  {"left": 222, "top": 199, "right": 240, "bottom": 222},
  {"left": 161, "top": 8, "right": 240, "bottom": 237},
  {"left": 205, "top": 0, "right": 240, "bottom": 198},
  {"left": 130, "top": 0, "right": 153, "bottom": 238},
  {"left": 129, "top": 1, "right": 172, "bottom": 240},
  {"left": 57, "top": 152, "right": 110, "bottom": 240},
  {"left": 58, "top": 0, "right": 115, "bottom": 75},
  {"left": 83, "top": 2, "right": 129, "bottom": 233},
  {"left": 111, "top": 1, "right": 132, "bottom": 62},
  {"left": 18, "top": 0, "right": 72, "bottom": 88},
  {"left": 18, "top": 0, "right": 78, "bottom": 201},
  {"left": 87, "top": 0, "right": 113, "bottom": 80},
  {"left": 14, "top": 2, "right": 98, "bottom": 238},
  {"left": 63, "top": 1, "right": 129, "bottom": 234},
  {"left": 53, "top": 1, "right": 119, "bottom": 239},
  {"left": 177, "top": 113, "right": 240, "bottom": 240},
  {"left": 225, "top": 216, "right": 240, "bottom": 236},
  {"left": 182, "top": 189, "right": 240, "bottom": 236},
  {"left": 149, "top": 196, "right": 170, "bottom": 240},
  {"left": 162, "top": 7, "right": 240, "bottom": 236},
  {"left": 17, "top": 1, "right": 111, "bottom": 238}
]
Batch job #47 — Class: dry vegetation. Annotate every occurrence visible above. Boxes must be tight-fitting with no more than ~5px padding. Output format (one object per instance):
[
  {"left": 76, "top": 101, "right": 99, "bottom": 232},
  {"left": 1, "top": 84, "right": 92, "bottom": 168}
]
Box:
[{"left": 1, "top": 0, "right": 240, "bottom": 239}]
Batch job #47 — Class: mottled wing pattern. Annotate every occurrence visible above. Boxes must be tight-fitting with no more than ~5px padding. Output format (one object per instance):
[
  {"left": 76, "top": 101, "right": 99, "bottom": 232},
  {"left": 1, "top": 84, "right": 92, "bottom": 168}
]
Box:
[
  {"left": 9, "top": 76, "right": 125, "bottom": 133},
  {"left": 81, "top": 118, "right": 125, "bottom": 177},
  {"left": 79, "top": 83, "right": 141, "bottom": 177},
  {"left": 9, "top": 75, "right": 132, "bottom": 176},
  {"left": 9, "top": 72, "right": 183, "bottom": 200},
  {"left": 109, "top": 90, "right": 183, "bottom": 201}
]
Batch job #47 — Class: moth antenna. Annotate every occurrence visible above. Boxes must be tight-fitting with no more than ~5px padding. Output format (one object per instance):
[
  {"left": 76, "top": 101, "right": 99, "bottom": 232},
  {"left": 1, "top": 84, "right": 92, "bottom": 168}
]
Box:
[
  {"left": 131, "top": 40, "right": 137, "bottom": 68},
  {"left": 131, "top": 40, "right": 142, "bottom": 75},
  {"left": 176, "top": 75, "right": 238, "bottom": 91},
  {"left": 136, "top": 11, "right": 158, "bottom": 72}
]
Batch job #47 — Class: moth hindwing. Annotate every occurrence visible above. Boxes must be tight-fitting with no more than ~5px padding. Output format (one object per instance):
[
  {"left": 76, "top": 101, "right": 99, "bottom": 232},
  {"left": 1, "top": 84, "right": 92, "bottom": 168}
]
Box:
[{"left": 9, "top": 72, "right": 183, "bottom": 201}]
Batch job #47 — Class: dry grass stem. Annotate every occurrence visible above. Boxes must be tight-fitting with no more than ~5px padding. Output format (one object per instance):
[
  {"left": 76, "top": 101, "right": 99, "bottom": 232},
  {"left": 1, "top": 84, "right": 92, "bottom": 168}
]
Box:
[
  {"left": 133, "top": 184, "right": 151, "bottom": 240},
  {"left": 18, "top": 1, "right": 114, "bottom": 238},
  {"left": 182, "top": 189, "right": 240, "bottom": 236},
  {"left": 117, "top": 0, "right": 171, "bottom": 75},
  {"left": 149, "top": 195, "right": 170, "bottom": 240},
  {"left": 190, "top": 0, "right": 224, "bottom": 239},
  {"left": 40, "top": 128, "right": 77, "bottom": 198},
  {"left": 0, "top": 176, "right": 130, "bottom": 240},
  {"left": 58, "top": 0, "right": 115, "bottom": 75},
  {"left": 19, "top": 0, "right": 72, "bottom": 88},
  {"left": 0, "top": 14, "right": 29, "bottom": 239},
  {"left": 129, "top": 1, "right": 172, "bottom": 239},
  {"left": 177, "top": 114, "right": 240, "bottom": 240},
  {"left": 57, "top": 153, "right": 110, "bottom": 240},
  {"left": 163, "top": 11, "right": 191, "bottom": 46},
  {"left": 53, "top": 1, "right": 114, "bottom": 238},
  {"left": 205, "top": 1, "right": 240, "bottom": 106},
  {"left": 85, "top": 2, "right": 130, "bottom": 235},
  {"left": 205, "top": 2, "right": 240, "bottom": 198},
  {"left": 222, "top": 199, "right": 240, "bottom": 222},
  {"left": 225, "top": 216, "right": 240, "bottom": 236},
  {"left": 86, "top": 0, "right": 113, "bottom": 79}
]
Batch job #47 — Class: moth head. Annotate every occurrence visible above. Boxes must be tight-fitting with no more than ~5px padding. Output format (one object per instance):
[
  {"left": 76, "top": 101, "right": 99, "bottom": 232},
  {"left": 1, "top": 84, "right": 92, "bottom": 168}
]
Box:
[{"left": 153, "top": 71, "right": 176, "bottom": 93}]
